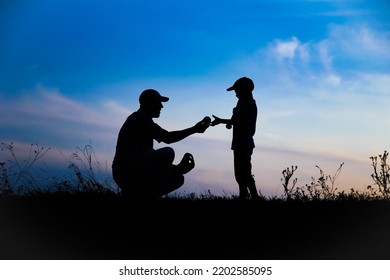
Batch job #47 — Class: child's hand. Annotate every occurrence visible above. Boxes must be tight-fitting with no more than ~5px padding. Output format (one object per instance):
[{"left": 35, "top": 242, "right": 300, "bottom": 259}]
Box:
[{"left": 211, "top": 115, "right": 222, "bottom": 126}]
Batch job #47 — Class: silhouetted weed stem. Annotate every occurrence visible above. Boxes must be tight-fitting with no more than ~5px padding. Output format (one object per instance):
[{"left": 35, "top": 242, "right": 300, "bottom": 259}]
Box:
[
  {"left": 281, "top": 165, "right": 298, "bottom": 200},
  {"left": 370, "top": 151, "right": 390, "bottom": 198}
]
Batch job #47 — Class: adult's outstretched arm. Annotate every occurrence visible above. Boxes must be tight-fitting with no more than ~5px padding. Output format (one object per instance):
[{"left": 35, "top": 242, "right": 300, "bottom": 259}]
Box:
[{"left": 162, "top": 117, "right": 210, "bottom": 144}]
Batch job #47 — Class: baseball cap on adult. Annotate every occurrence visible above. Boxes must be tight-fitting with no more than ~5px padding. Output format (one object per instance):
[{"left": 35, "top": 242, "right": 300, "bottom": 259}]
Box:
[
  {"left": 226, "top": 77, "right": 254, "bottom": 92},
  {"left": 139, "top": 89, "right": 169, "bottom": 104}
]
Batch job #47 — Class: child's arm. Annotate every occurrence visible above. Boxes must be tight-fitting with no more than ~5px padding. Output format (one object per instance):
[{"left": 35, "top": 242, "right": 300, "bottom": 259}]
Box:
[{"left": 211, "top": 115, "right": 233, "bottom": 128}]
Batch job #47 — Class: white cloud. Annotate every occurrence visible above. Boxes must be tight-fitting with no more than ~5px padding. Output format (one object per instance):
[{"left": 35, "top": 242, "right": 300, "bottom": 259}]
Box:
[
  {"left": 317, "top": 39, "right": 333, "bottom": 71},
  {"left": 273, "top": 37, "right": 301, "bottom": 60},
  {"left": 1, "top": 85, "right": 131, "bottom": 130},
  {"left": 327, "top": 24, "right": 390, "bottom": 62},
  {"left": 298, "top": 42, "right": 310, "bottom": 63},
  {"left": 260, "top": 24, "right": 390, "bottom": 77},
  {"left": 325, "top": 74, "right": 341, "bottom": 86},
  {"left": 104, "top": 100, "right": 132, "bottom": 118}
]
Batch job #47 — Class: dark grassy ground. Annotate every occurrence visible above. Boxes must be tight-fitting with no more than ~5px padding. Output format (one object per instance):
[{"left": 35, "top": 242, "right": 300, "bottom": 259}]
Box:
[{"left": 1, "top": 192, "right": 390, "bottom": 260}]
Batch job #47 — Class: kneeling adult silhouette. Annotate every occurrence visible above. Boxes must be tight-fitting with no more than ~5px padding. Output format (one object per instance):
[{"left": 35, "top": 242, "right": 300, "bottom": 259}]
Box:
[{"left": 112, "top": 89, "right": 210, "bottom": 199}]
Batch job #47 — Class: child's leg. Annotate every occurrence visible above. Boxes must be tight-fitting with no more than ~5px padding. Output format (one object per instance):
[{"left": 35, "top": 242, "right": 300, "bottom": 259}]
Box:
[{"left": 234, "top": 149, "right": 258, "bottom": 199}]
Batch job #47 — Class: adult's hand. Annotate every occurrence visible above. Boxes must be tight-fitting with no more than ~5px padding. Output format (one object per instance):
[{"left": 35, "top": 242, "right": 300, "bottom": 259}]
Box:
[{"left": 194, "top": 116, "right": 211, "bottom": 133}]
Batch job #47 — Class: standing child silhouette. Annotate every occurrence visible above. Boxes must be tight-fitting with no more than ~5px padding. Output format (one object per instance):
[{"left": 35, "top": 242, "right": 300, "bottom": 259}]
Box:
[{"left": 211, "top": 77, "right": 260, "bottom": 199}]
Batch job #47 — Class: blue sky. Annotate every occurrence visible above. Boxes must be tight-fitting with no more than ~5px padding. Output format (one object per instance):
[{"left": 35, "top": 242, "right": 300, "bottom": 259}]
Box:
[{"left": 1, "top": 0, "right": 389, "bottom": 197}]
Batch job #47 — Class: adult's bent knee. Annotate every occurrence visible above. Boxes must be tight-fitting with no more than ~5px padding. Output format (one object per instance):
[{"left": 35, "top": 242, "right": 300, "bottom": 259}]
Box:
[{"left": 158, "top": 147, "right": 175, "bottom": 164}]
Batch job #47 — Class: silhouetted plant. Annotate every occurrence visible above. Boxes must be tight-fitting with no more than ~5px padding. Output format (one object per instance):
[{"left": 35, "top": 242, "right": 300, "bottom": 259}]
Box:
[
  {"left": 281, "top": 162, "right": 344, "bottom": 201},
  {"left": 281, "top": 165, "right": 298, "bottom": 200},
  {"left": 62, "top": 144, "right": 118, "bottom": 194},
  {"left": 337, "top": 185, "right": 379, "bottom": 201},
  {"left": 313, "top": 163, "right": 344, "bottom": 200},
  {"left": 0, "top": 142, "right": 50, "bottom": 195},
  {"left": 370, "top": 150, "right": 390, "bottom": 198},
  {"left": 0, "top": 142, "right": 118, "bottom": 195},
  {"left": 0, "top": 162, "right": 13, "bottom": 196}
]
